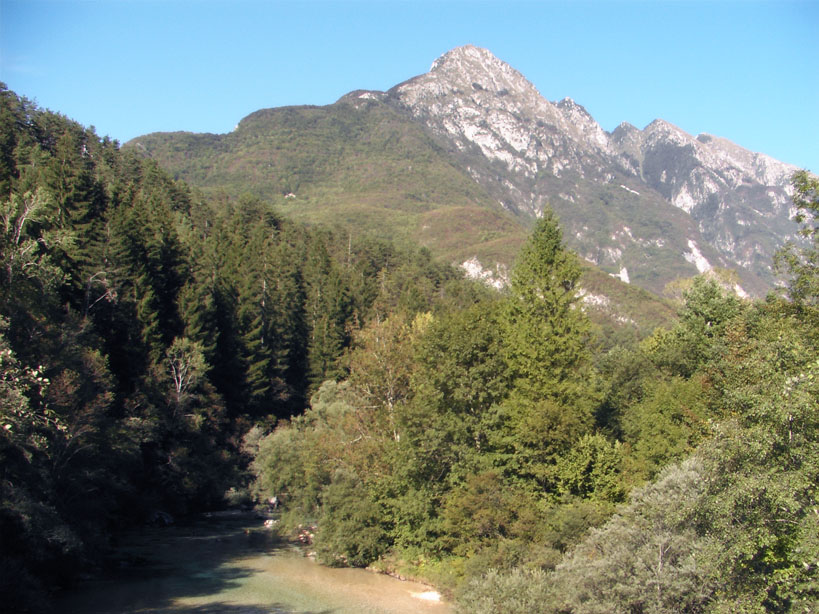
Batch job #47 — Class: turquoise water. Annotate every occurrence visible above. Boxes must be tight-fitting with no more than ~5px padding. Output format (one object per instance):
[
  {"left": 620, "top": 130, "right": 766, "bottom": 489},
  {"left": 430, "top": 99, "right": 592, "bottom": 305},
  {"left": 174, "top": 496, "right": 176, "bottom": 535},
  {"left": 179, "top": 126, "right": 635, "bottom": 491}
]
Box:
[{"left": 55, "top": 519, "right": 451, "bottom": 614}]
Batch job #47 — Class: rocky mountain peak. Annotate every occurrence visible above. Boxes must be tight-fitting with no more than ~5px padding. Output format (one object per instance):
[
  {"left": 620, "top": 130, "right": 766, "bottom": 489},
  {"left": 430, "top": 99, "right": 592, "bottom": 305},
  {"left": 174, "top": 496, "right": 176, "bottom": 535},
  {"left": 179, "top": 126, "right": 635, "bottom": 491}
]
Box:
[
  {"left": 429, "top": 45, "right": 500, "bottom": 71},
  {"left": 694, "top": 133, "right": 795, "bottom": 187},
  {"left": 626, "top": 118, "right": 797, "bottom": 205},
  {"left": 556, "top": 97, "right": 590, "bottom": 117},
  {"left": 393, "top": 45, "right": 546, "bottom": 113},
  {"left": 389, "top": 46, "right": 563, "bottom": 178},
  {"left": 386, "top": 46, "right": 804, "bottom": 294},
  {"left": 390, "top": 46, "right": 615, "bottom": 183},
  {"left": 427, "top": 45, "right": 532, "bottom": 93},
  {"left": 557, "top": 98, "right": 610, "bottom": 150},
  {"left": 642, "top": 118, "right": 696, "bottom": 147},
  {"left": 133, "top": 45, "right": 806, "bottom": 298}
]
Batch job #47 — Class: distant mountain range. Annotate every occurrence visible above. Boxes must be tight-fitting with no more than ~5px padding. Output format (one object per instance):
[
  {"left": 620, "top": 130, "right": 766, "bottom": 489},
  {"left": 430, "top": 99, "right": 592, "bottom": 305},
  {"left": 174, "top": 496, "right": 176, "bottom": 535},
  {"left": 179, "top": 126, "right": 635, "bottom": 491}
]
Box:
[{"left": 129, "top": 45, "right": 802, "bottom": 299}]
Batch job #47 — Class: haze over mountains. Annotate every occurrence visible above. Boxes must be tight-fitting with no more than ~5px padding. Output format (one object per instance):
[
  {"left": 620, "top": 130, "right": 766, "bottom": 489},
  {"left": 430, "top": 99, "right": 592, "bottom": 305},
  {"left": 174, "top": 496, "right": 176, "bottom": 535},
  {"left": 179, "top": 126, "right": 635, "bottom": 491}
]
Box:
[{"left": 130, "top": 45, "right": 802, "bottom": 298}]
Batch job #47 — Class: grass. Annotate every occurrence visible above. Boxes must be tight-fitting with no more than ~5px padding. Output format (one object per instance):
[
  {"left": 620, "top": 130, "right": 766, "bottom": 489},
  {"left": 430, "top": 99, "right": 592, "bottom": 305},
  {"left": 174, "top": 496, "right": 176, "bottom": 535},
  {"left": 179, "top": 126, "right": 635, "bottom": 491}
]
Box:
[{"left": 132, "top": 99, "right": 523, "bottom": 265}]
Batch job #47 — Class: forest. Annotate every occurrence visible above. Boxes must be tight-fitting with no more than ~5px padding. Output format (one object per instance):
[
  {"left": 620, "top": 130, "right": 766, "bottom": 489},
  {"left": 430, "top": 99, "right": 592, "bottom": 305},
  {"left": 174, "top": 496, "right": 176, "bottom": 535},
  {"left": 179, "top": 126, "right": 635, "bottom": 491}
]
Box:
[{"left": 0, "top": 84, "right": 817, "bottom": 613}]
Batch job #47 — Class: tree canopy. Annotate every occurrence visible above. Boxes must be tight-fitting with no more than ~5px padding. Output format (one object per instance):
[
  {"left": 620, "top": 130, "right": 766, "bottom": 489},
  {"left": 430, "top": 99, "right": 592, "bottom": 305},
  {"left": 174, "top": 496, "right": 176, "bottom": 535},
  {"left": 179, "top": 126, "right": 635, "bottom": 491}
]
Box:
[{"left": 2, "top": 85, "right": 816, "bottom": 614}]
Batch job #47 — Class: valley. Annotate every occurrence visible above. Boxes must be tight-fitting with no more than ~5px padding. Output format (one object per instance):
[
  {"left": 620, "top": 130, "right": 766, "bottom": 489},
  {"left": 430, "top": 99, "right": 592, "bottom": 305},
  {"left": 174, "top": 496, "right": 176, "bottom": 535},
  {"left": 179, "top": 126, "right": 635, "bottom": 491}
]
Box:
[{"left": 0, "top": 41, "right": 816, "bottom": 613}]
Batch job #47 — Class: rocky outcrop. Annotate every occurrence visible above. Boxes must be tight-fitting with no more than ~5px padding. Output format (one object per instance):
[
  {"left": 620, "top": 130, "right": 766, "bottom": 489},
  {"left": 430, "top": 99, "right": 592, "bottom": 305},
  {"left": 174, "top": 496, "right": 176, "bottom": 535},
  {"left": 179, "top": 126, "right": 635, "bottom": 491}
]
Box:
[{"left": 381, "top": 45, "right": 802, "bottom": 295}]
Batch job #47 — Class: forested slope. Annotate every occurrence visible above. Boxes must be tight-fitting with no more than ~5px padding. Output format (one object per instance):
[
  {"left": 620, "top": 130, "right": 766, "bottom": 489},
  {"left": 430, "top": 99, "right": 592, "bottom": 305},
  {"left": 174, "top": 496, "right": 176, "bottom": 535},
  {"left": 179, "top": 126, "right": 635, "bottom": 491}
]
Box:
[
  {"left": 248, "top": 173, "right": 819, "bottom": 612},
  {"left": 2, "top": 83, "right": 816, "bottom": 614},
  {"left": 129, "top": 98, "right": 526, "bottom": 267},
  {"left": 0, "top": 86, "right": 491, "bottom": 610}
]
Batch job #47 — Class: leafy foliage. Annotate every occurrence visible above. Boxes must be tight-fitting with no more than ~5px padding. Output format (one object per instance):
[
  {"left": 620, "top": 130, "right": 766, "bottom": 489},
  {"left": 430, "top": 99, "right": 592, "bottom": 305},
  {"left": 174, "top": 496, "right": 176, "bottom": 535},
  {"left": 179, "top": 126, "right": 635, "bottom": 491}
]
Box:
[
  {"left": 459, "top": 292, "right": 818, "bottom": 613},
  {"left": 776, "top": 170, "right": 819, "bottom": 305},
  {"left": 316, "top": 470, "right": 390, "bottom": 567},
  {"left": 251, "top": 208, "right": 623, "bottom": 582},
  {"left": 455, "top": 567, "right": 552, "bottom": 614},
  {"left": 3, "top": 84, "right": 816, "bottom": 614}
]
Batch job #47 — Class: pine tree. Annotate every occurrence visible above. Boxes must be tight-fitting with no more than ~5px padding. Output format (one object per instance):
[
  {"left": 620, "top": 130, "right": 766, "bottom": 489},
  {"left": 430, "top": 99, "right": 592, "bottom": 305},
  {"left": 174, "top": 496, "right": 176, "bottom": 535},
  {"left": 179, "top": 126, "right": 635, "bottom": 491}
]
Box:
[
  {"left": 303, "top": 235, "right": 352, "bottom": 389},
  {"left": 177, "top": 249, "right": 220, "bottom": 367},
  {"left": 503, "top": 210, "right": 591, "bottom": 401},
  {"left": 235, "top": 224, "right": 275, "bottom": 415},
  {"left": 498, "top": 210, "right": 598, "bottom": 485},
  {"left": 266, "top": 238, "right": 308, "bottom": 413},
  {"left": 106, "top": 179, "right": 185, "bottom": 366},
  {"left": 233, "top": 220, "right": 308, "bottom": 417},
  {"left": 42, "top": 127, "right": 109, "bottom": 305}
]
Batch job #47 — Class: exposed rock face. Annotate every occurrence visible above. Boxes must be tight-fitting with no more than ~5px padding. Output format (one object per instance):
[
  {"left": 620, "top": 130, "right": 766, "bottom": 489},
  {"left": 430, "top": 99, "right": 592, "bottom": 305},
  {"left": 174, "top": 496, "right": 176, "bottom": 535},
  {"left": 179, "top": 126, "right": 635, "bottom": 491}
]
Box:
[
  {"left": 389, "top": 45, "right": 616, "bottom": 188},
  {"left": 383, "top": 45, "right": 801, "bottom": 295},
  {"left": 628, "top": 123, "right": 798, "bottom": 278},
  {"left": 131, "top": 44, "right": 804, "bottom": 298}
]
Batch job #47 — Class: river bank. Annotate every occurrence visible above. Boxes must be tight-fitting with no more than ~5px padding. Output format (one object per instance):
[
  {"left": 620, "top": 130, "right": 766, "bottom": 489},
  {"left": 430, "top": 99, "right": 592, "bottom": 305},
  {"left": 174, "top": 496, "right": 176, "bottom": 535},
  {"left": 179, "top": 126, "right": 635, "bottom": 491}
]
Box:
[{"left": 54, "top": 514, "right": 452, "bottom": 614}]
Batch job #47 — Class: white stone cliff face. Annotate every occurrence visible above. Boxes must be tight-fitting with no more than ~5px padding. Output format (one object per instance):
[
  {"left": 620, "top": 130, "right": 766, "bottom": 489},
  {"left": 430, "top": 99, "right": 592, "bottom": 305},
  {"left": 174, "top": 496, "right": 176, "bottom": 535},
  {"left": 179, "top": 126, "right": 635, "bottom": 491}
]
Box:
[
  {"left": 390, "top": 45, "right": 613, "bottom": 195},
  {"left": 379, "top": 45, "right": 804, "bottom": 295},
  {"left": 637, "top": 120, "right": 797, "bottom": 212},
  {"left": 391, "top": 46, "right": 798, "bottom": 212},
  {"left": 460, "top": 256, "right": 508, "bottom": 289}
]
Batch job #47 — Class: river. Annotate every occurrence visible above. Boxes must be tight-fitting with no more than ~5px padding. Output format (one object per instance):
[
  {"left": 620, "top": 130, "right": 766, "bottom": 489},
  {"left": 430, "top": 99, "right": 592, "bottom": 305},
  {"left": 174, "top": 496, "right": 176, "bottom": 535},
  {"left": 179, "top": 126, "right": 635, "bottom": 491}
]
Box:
[{"left": 55, "top": 515, "right": 452, "bottom": 614}]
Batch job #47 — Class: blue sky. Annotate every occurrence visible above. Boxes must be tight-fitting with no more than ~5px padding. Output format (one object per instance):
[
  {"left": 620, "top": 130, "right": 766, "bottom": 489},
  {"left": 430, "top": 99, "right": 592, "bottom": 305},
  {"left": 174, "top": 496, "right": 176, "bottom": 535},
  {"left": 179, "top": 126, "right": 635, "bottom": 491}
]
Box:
[{"left": 1, "top": 0, "right": 817, "bottom": 172}]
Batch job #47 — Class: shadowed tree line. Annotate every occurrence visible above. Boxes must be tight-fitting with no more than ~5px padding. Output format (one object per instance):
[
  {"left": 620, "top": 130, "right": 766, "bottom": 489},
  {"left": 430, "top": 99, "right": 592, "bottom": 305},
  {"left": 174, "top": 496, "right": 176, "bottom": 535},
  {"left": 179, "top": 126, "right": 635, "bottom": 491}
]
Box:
[{"left": 0, "top": 86, "right": 482, "bottom": 611}]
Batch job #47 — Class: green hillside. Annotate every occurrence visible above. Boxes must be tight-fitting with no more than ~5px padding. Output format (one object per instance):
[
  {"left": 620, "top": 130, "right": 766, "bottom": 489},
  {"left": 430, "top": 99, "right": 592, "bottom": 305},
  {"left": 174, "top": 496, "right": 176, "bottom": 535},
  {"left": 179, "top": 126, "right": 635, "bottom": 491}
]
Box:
[
  {"left": 580, "top": 262, "right": 678, "bottom": 346},
  {"left": 128, "top": 98, "right": 680, "bottom": 337},
  {"left": 131, "top": 97, "right": 526, "bottom": 264}
]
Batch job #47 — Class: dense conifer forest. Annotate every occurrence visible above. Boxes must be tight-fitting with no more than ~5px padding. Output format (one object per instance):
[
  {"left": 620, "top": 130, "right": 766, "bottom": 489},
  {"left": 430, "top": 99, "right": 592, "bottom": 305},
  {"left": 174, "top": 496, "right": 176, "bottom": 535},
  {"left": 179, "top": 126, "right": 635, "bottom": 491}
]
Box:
[{"left": 1, "top": 85, "right": 817, "bottom": 612}]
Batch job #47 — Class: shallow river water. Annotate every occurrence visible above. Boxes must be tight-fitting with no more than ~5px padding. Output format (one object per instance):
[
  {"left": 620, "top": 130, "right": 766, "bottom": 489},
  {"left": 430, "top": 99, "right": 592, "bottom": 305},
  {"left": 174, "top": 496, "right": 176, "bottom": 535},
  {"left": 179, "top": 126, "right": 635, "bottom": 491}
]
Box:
[{"left": 55, "top": 517, "right": 452, "bottom": 614}]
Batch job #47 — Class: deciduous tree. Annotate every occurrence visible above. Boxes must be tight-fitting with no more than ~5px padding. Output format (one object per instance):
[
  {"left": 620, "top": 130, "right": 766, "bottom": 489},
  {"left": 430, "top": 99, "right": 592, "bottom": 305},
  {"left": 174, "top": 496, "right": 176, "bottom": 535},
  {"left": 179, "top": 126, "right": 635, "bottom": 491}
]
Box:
[{"left": 776, "top": 170, "right": 819, "bottom": 305}]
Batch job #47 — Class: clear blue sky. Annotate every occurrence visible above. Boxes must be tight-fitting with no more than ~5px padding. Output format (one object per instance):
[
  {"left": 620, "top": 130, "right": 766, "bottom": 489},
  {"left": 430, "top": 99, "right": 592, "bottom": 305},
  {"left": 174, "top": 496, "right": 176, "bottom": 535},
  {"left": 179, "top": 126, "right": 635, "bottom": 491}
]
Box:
[{"left": 1, "top": 0, "right": 817, "bottom": 172}]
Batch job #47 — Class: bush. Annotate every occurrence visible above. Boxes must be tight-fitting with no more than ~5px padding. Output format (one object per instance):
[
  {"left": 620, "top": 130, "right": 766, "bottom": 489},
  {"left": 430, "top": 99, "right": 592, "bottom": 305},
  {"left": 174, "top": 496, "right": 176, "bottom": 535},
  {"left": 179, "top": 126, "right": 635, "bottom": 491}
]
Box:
[
  {"left": 315, "top": 471, "right": 389, "bottom": 567},
  {"left": 455, "top": 567, "right": 553, "bottom": 614}
]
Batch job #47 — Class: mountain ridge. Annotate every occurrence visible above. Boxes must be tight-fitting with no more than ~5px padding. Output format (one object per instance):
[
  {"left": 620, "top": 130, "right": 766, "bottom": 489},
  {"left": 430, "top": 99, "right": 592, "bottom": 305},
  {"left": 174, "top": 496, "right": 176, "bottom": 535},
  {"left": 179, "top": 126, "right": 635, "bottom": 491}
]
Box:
[
  {"left": 382, "top": 45, "right": 800, "bottom": 295},
  {"left": 129, "top": 44, "right": 804, "bottom": 299}
]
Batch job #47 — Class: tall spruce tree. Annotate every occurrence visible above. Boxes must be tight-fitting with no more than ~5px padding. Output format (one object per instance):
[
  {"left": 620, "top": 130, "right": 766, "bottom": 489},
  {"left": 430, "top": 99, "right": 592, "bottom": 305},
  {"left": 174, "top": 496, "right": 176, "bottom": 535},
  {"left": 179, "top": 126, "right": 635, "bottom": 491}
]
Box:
[
  {"left": 499, "top": 210, "right": 597, "bottom": 485},
  {"left": 303, "top": 235, "right": 352, "bottom": 389},
  {"left": 504, "top": 210, "right": 590, "bottom": 400}
]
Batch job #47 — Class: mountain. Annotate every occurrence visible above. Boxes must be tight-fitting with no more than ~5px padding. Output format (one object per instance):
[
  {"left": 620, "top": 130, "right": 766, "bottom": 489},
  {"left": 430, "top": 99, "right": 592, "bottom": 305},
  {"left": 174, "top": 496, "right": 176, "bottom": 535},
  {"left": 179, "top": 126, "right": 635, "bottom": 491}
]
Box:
[
  {"left": 129, "top": 98, "right": 526, "bottom": 269},
  {"left": 381, "top": 45, "right": 800, "bottom": 295},
  {"left": 128, "top": 45, "right": 802, "bottom": 298}
]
